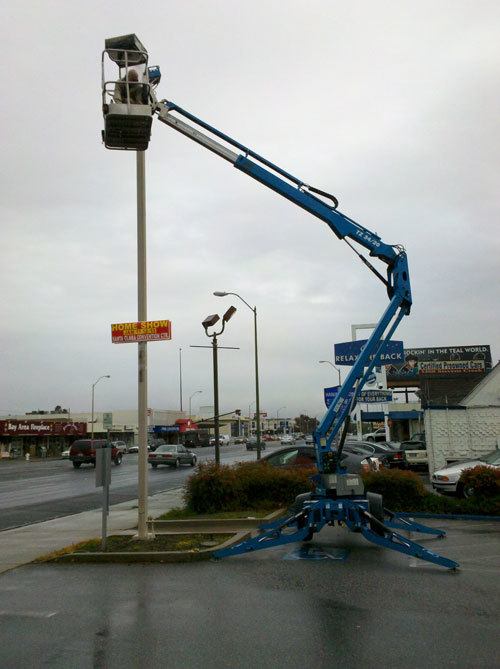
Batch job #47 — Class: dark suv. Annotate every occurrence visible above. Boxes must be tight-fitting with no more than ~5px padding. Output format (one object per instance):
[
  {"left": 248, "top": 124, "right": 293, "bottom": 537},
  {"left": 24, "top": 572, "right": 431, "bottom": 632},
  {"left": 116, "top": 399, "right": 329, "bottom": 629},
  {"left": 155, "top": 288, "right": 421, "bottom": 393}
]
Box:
[{"left": 69, "top": 439, "right": 123, "bottom": 469}]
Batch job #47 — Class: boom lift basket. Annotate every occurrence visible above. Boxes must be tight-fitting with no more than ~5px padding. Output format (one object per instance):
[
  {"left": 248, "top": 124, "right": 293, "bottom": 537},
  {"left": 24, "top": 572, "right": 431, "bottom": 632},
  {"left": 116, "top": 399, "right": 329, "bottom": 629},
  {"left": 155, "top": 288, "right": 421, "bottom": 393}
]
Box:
[{"left": 102, "top": 33, "right": 154, "bottom": 150}]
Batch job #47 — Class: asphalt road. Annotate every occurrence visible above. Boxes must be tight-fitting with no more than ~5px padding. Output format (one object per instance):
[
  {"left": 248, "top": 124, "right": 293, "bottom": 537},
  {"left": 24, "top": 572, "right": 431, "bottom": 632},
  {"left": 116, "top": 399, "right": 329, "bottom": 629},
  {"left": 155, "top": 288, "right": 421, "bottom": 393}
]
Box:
[
  {"left": 0, "top": 443, "right": 280, "bottom": 531},
  {"left": 0, "top": 518, "right": 498, "bottom": 669}
]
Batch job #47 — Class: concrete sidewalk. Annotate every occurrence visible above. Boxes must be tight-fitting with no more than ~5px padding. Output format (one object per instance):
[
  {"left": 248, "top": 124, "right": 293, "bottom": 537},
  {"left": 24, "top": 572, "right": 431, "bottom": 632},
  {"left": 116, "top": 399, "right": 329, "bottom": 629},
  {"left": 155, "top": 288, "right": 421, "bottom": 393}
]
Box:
[{"left": 0, "top": 487, "right": 184, "bottom": 575}]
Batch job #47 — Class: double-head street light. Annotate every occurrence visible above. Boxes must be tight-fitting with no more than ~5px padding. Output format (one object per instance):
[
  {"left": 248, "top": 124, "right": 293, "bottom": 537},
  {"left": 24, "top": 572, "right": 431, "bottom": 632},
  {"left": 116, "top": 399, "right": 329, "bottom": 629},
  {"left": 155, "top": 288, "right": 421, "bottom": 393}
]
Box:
[
  {"left": 189, "top": 390, "right": 202, "bottom": 419},
  {"left": 214, "top": 291, "right": 262, "bottom": 459},
  {"left": 202, "top": 306, "right": 237, "bottom": 465},
  {"left": 319, "top": 360, "right": 342, "bottom": 387},
  {"left": 91, "top": 375, "right": 111, "bottom": 444}
]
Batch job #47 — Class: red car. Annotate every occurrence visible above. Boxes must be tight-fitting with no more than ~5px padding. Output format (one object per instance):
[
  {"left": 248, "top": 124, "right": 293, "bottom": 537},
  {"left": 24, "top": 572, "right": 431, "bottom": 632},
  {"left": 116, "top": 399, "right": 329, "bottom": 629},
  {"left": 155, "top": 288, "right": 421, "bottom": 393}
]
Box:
[{"left": 69, "top": 439, "right": 123, "bottom": 469}]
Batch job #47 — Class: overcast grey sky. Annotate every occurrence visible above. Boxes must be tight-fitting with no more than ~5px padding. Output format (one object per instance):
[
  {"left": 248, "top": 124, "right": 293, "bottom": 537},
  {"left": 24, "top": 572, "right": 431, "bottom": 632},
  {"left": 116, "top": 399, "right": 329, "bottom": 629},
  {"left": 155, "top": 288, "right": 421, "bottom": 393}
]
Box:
[{"left": 1, "top": 1, "right": 499, "bottom": 419}]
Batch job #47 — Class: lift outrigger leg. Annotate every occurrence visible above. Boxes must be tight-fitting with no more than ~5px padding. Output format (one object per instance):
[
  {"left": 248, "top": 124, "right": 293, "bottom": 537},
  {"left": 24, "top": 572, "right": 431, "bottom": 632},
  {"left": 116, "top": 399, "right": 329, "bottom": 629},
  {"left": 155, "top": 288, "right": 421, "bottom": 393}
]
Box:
[{"left": 214, "top": 497, "right": 459, "bottom": 570}]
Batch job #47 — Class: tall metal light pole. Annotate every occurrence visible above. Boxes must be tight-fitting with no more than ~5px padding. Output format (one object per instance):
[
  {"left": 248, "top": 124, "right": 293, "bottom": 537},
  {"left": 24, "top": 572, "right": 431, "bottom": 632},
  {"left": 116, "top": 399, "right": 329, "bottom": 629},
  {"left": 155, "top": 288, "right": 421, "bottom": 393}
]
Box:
[
  {"left": 319, "top": 360, "right": 342, "bottom": 386},
  {"left": 202, "top": 307, "right": 237, "bottom": 465},
  {"left": 136, "top": 150, "right": 149, "bottom": 540},
  {"left": 214, "top": 291, "right": 262, "bottom": 459},
  {"left": 189, "top": 390, "right": 202, "bottom": 419},
  {"left": 277, "top": 405, "right": 286, "bottom": 435},
  {"left": 91, "top": 375, "right": 111, "bottom": 444},
  {"left": 179, "top": 348, "right": 183, "bottom": 412}
]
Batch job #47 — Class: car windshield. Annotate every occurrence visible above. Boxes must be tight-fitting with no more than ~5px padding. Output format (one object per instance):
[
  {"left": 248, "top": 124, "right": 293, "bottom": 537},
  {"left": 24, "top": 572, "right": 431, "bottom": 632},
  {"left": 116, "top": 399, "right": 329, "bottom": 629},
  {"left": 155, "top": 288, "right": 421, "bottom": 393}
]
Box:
[
  {"left": 155, "top": 445, "right": 176, "bottom": 453},
  {"left": 479, "top": 450, "right": 500, "bottom": 465}
]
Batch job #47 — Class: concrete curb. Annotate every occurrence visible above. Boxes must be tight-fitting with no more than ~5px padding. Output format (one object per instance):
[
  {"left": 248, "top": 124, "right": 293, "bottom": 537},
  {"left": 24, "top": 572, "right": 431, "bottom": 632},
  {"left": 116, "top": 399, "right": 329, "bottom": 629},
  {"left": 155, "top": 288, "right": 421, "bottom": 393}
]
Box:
[
  {"left": 49, "top": 531, "right": 252, "bottom": 564},
  {"left": 148, "top": 509, "right": 284, "bottom": 534}
]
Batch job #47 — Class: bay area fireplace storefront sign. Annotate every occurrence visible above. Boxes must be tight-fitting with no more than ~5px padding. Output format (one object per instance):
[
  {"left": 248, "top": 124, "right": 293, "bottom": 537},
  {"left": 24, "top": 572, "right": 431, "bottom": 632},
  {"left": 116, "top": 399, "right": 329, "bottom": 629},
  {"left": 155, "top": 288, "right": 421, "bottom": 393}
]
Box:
[{"left": 0, "top": 420, "right": 87, "bottom": 436}]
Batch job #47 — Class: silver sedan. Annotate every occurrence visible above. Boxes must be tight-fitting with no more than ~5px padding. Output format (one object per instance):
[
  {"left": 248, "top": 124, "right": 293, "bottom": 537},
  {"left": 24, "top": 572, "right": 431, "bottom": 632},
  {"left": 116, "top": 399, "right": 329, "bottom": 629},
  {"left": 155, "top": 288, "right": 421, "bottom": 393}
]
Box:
[
  {"left": 148, "top": 444, "right": 197, "bottom": 469},
  {"left": 431, "top": 450, "right": 500, "bottom": 497}
]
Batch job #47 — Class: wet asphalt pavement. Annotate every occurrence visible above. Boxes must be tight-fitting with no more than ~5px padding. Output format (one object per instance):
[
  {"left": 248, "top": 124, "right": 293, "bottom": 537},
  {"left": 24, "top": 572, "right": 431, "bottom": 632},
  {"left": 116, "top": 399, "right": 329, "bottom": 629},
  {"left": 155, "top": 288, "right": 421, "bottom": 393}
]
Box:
[
  {"left": 0, "top": 444, "right": 276, "bottom": 531},
  {"left": 0, "top": 518, "right": 499, "bottom": 668}
]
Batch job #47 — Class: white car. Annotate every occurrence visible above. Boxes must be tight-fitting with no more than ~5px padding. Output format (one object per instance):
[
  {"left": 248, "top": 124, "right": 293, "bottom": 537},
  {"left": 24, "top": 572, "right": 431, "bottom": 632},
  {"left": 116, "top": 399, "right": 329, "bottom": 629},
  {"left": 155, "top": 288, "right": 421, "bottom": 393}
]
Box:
[
  {"left": 431, "top": 450, "right": 500, "bottom": 497},
  {"left": 280, "top": 435, "right": 295, "bottom": 445}
]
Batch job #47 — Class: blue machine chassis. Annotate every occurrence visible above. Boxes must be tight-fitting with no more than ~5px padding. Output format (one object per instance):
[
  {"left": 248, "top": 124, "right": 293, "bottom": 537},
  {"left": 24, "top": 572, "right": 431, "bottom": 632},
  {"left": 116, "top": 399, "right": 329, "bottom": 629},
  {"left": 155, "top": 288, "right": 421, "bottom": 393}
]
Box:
[{"left": 214, "top": 495, "right": 459, "bottom": 570}]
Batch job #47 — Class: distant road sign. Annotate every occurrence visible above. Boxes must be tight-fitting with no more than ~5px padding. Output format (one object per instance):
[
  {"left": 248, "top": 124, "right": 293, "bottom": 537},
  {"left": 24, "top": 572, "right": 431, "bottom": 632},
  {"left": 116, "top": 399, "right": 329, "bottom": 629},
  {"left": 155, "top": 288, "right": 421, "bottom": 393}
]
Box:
[
  {"left": 334, "top": 340, "right": 404, "bottom": 366},
  {"left": 111, "top": 320, "right": 172, "bottom": 343}
]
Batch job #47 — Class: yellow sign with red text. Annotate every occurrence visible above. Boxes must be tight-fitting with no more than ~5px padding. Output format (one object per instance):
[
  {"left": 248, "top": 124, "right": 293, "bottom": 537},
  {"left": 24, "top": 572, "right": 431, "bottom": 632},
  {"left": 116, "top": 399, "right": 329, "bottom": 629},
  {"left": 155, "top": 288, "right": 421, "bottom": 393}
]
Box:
[{"left": 111, "top": 320, "right": 172, "bottom": 344}]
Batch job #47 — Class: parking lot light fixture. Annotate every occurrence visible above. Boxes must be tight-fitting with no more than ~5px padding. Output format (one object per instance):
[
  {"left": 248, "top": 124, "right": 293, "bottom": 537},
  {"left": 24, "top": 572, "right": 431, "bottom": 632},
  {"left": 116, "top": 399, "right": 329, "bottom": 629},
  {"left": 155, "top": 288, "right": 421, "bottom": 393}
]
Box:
[
  {"left": 319, "top": 360, "right": 341, "bottom": 386},
  {"left": 214, "top": 290, "right": 262, "bottom": 460},
  {"left": 189, "top": 390, "right": 202, "bottom": 419},
  {"left": 91, "top": 375, "right": 111, "bottom": 445}
]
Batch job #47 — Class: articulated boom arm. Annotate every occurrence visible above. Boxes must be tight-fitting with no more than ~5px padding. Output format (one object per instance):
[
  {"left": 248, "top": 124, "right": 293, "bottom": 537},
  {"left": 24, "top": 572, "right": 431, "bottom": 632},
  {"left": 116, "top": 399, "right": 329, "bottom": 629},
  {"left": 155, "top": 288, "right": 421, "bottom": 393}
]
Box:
[{"left": 155, "top": 100, "right": 412, "bottom": 475}]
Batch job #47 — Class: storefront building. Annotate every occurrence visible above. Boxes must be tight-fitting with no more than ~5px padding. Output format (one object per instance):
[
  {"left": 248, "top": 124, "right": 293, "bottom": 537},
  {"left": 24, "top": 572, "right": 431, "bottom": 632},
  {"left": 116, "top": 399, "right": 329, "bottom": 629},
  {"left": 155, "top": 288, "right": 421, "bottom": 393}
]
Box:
[{"left": 0, "top": 419, "right": 87, "bottom": 458}]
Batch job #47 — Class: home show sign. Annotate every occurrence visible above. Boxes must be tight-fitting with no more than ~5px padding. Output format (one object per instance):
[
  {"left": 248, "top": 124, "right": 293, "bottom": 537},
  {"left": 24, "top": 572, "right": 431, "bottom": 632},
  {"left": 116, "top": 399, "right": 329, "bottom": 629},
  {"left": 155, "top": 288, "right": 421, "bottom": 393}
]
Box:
[{"left": 111, "top": 319, "right": 172, "bottom": 343}]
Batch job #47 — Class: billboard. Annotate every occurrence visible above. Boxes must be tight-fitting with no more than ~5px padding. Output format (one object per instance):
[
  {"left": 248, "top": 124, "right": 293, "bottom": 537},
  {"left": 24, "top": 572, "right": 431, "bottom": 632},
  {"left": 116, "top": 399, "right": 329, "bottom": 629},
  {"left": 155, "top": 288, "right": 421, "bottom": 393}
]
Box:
[
  {"left": 334, "top": 340, "right": 404, "bottom": 367},
  {"left": 111, "top": 320, "right": 172, "bottom": 343},
  {"left": 386, "top": 345, "right": 492, "bottom": 380}
]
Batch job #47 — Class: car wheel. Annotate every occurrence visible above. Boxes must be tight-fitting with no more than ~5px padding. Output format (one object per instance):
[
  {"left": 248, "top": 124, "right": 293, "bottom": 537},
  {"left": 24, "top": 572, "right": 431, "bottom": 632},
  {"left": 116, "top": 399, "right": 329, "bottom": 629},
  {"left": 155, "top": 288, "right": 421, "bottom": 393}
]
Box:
[
  {"left": 190, "top": 457, "right": 197, "bottom": 467},
  {"left": 366, "top": 437, "right": 374, "bottom": 442},
  {"left": 172, "top": 458, "right": 180, "bottom": 469},
  {"left": 461, "top": 483, "right": 476, "bottom": 499},
  {"left": 151, "top": 463, "right": 158, "bottom": 469},
  {"left": 72, "top": 461, "right": 81, "bottom": 469},
  {"left": 114, "top": 455, "right": 122, "bottom": 465}
]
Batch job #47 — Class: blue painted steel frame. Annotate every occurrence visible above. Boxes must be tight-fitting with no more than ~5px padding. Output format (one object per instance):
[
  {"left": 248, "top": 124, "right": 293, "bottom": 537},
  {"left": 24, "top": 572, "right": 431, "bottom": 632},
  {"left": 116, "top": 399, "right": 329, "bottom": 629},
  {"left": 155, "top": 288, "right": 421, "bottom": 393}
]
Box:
[
  {"left": 214, "top": 498, "right": 459, "bottom": 570},
  {"left": 154, "top": 101, "right": 460, "bottom": 570}
]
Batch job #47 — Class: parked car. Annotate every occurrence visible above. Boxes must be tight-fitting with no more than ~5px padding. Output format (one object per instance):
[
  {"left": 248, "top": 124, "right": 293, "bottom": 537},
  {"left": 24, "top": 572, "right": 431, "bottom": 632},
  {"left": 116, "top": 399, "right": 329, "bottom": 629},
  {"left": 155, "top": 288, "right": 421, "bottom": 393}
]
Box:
[
  {"left": 280, "top": 435, "right": 295, "bottom": 445},
  {"left": 69, "top": 439, "right": 123, "bottom": 468},
  {"left": 246, "top": 436, "right": 266, "bottom": 451},
  {"left": 111, "top": 440, "right": 127, "bottom": 454},
  {"left": 305, "top": 435, "right": 314, "bottom": 444},
  {"left": 400, "top": 433, "right": 428, "bottom": 470},
  {"left": 234, "top": 436, "right": 246, "bottom": 445},
  {"left": 343, "top": 440, "right": 404, "bottom": 468},
  {"left": 431, "top": 449, "right": 500, "bottom": 497},
  {"left": 261, "top": 445, "right": 381, "bottom": 475},
  {"left": 363, "top": 427, "right": 387, "bottom": 442},
  {"left": 149, "top": 444, "right": 197, "bottom": 469},
  {"left": 61, "top": 448, "right": 71, "bottom": 459},
  {"left": 128, "top": 444, "right": 139, "bottom": 453}
]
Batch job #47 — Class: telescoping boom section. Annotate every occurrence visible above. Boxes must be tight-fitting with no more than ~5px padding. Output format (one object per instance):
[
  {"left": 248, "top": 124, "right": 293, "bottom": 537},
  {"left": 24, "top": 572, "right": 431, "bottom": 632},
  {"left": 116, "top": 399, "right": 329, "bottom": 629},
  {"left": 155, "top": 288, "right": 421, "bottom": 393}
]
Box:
[{"left": 101, "top": 37, "right": 458, "bottom": 570}]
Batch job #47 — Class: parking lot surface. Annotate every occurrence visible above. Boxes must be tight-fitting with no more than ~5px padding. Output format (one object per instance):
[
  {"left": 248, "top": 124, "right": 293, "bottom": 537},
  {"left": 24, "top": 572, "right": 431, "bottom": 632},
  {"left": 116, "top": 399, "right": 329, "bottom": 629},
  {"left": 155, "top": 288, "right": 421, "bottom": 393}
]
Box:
[{"left": 0, "top": 518, "right": 498, "bottom": 668}]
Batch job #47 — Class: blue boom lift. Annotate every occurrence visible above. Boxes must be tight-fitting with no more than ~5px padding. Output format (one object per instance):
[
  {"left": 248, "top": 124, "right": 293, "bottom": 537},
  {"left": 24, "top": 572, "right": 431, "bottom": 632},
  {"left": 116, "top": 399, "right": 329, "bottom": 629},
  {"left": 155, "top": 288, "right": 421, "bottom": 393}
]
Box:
[{"left": 102, "top": 35, "right": 458, "bottom": 570}]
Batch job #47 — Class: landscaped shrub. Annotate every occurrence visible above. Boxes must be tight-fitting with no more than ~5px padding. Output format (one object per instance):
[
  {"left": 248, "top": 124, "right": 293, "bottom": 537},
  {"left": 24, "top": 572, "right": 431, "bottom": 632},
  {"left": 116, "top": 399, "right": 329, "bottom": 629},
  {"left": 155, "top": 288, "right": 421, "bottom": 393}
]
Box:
[
  {"left": 363, "top": 468, "right": 500, "bottom": 515},
  {"left": 362, "top": 468, "right": 427, "bottom": 510},
  {"left": 459, "top": 465, "right": 500, "bottom": 498},
  {"left": 184, "top": 461, "right": 313, "bottom": 513}
]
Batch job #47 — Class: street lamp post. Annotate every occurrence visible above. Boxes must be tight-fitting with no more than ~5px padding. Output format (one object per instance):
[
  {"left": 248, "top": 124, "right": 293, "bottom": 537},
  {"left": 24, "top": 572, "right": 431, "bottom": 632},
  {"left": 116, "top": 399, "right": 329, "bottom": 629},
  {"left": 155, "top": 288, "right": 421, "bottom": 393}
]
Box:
[
  {"left": 214, "top": 291, "right": 262, "bottom": 459},
  {"left": 91, "top": 375, "right": 111, "bottom": 444},
  {"left": 189, "top": 390, "right": 202, "bottom": 420},
  {"left": 277, "top": 406, "right": 286, "bottom": 435},
  {"left": 319, "top": 360, "right": 342, "bottom": 386},
  {"left": 179, "top": 348, "right": 183, "bottom": 412},
  {"left": 202, "top": 307, "right": 237, "bottom": 465}
]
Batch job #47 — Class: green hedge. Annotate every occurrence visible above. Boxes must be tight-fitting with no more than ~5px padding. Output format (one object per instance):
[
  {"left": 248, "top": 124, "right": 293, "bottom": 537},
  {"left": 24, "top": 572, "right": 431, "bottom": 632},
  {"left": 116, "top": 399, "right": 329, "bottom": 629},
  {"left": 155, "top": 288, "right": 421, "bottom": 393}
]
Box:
[
  {"left": 184, "top": 461, "right": 313, "bottom": 514},
  {"left": 363, "top": 468, "right": 500, "bottom": 515},
  {"left": 459, "top": 465, "right": 500, "bottom": 498},
  {"left": 183, "top": 462, "right": 500, "bottom": 516}
]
